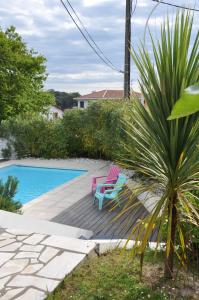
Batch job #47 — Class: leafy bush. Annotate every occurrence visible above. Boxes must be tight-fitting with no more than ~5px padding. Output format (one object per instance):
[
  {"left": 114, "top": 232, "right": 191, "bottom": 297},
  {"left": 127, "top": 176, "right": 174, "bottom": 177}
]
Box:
[
  {"left": 62, "top": 100, "right": 125, "bottom": 159},
  {"left": 1, "top": 100, "right": 126, "bottom": 160},
  {"left": 0, "top": 176, "right": 22, "bottom": 212},
  {"left": 1, "top": 113, "right": 68, "bottom": 159},
  {"left": 1, "top": 145, "right": 12, "bottom": 159}
]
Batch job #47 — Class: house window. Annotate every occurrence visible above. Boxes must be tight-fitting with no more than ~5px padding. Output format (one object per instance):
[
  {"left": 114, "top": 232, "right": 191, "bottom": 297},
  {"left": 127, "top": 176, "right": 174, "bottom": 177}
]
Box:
[{"left": 80, "top": 101, "right": 84, "bottom": 108}]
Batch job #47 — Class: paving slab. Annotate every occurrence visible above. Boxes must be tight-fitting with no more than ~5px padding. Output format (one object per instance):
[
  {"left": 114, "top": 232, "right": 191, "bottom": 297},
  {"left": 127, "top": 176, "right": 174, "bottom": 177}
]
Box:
[
  {"left": 8, "top": 275, "right": 59, "bottom": 292},
  {"left": 0, "top": 227, "right": 96, "bottom": 299},
  {"left": 14, "top": 252, "right": 40, "bottom": 259},
  {"left": 0, "top": 287, "right": 24, "bottom": 300},
  {"left": 0, "top": 259, "right": 29, "bottom": 278},
  {"left": 42, "top": 235, "right": 95, "bottom": 254},
  {"left": 23, "top": 234, "right": 46, "bottom": 245},
  {"left": 39, "top": 246, "right": 59, "bottom": 263},
  {"left": 15, "top": 288, "right": 45, "bottom": 300},
  {"left": 37, "top": 252, "right": 85, "bottom": 279},
  {"left": 0, "top": 239, "right": 16, "bottom": 248},
  {"left": 0, "top": 276, "right": 11, "bottom": 289},
  {"left": 20, "top": 245, "right": 45, "bottom": 252},
  {"left": 21, "top": 264, "right": 43, "bottom": 274},
  {"left": 0, "top": 242, "right": 22, "bottom": 252},
  {"left": 0, "top": 253, "right": 15, "bottom": 267}
]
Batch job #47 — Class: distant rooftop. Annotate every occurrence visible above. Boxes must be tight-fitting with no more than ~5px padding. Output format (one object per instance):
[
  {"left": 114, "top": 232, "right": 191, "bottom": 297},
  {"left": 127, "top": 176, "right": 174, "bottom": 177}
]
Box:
[{"left": 74, "top": 89, "right": 142, "bottom": 101}]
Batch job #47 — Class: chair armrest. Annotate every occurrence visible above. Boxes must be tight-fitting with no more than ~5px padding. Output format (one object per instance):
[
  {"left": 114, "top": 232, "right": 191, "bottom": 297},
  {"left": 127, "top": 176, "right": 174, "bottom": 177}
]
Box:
[
  {"left": 92, "top": 176, "right": 106, "bottom": 184},
  {"left": 93, "top": 176, "right": 106, "bottom": 179},
  {"left": 95, "top": 183, "right": 115, "bottom": 193},
  {"left": 106, "top": 178, "right": 118, "bottom": 183},
  {"left": 104, "top": 187, "right": 122, "bottom": 194},
  {"left": 97, "top": 183, "right": 115, "bottom": 188}
]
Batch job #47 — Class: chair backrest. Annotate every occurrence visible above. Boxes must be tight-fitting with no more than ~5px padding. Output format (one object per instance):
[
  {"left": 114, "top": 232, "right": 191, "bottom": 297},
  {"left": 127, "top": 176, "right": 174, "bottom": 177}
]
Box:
[
  {"left": 114, "top": 173, "right": 126, "bottom": 189},
  {"left": 106, "top": 165, "right": 120, "bottom": 182},
  {"left": 108, "top": 174, "right": 126, "bottom": 198}
]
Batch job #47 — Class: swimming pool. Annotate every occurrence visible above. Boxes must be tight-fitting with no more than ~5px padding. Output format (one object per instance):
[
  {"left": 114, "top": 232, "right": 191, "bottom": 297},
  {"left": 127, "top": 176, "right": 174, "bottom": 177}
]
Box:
[{"left": 0, "top": 165, "right": 86, "bottom": 204}]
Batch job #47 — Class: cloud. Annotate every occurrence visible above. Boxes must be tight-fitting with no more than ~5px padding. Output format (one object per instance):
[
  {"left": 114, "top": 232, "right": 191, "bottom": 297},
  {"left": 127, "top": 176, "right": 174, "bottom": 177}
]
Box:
[
  {"left": 0, "top": 0, "right": 198, "bottom": 94},
  {"left": 83, "top": 0, "right": 118, "bottom": 8}
]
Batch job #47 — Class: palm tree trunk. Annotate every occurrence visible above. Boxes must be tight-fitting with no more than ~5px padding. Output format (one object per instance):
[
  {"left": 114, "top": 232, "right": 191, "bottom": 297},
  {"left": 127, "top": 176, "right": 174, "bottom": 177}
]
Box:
[{"left": 164, "top": 193, "right": 177, "bottom": 279}]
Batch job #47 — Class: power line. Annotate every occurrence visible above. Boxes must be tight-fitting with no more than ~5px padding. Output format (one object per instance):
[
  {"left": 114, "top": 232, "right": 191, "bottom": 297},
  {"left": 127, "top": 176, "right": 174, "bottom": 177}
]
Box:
[
  {"left": 144, "top": 0, "right": 161, "bottom": 45},
  {"left": 65, "top": 0, "right": 122, "bottom": 73},
  {"left": 131, "top": 0, "right": 137, "bottom": 16},
  {"left": 152, "top": 0, "right": 199, "bottom": 12},
  {"left": 60, "top": 0, "right": 124, "bottom": 73}
]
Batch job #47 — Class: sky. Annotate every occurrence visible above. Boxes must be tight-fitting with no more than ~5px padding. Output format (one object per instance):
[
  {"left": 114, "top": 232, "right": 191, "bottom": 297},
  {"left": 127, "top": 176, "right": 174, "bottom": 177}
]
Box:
[{"left": 0, "top": 0, "right": 198, "bottom": 94}]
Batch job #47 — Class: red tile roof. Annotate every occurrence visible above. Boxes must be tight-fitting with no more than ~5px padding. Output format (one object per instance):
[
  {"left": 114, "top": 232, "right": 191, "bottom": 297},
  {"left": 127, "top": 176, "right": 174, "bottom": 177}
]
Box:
[{"left": 74, "top": 89, "right": 141, "bottom": 100}]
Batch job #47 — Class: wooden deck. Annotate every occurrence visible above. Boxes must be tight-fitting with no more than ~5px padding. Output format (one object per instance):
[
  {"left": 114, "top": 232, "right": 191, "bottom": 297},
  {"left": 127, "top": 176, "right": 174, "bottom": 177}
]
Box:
[{"left": 51, "top": 192, "right": 152, "bottom": 240}]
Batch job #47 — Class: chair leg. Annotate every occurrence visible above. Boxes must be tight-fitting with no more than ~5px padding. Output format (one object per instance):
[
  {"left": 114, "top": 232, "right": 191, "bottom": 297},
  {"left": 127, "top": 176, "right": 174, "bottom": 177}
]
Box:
[
  {"left": 93, "top": 196, "right": 96, "bottom": 205},
  {"left": 99, "top": 198, "right": 103, "bottom": 210}
]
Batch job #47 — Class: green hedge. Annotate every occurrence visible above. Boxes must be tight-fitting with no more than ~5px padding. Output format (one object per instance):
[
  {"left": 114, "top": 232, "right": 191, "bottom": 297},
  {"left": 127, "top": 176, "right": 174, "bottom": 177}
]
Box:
[{"left": 1, "top": 100, "right": 126, "bottom": 160}]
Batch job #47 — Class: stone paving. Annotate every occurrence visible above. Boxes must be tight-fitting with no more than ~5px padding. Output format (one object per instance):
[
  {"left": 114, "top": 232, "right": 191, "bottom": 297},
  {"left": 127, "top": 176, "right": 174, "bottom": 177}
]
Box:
[{"left": 0, "top": 227, "right": 96, "bottom": 299}]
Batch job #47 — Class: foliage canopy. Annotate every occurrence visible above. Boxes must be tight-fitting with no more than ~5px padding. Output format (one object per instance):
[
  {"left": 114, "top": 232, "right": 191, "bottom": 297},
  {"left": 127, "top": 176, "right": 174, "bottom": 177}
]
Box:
[
  {"left": 0, "top": 26, "right": 54, "bottom": 121},
  {"left": 49, "top": 90, "right": 80, "bottom": 109}
]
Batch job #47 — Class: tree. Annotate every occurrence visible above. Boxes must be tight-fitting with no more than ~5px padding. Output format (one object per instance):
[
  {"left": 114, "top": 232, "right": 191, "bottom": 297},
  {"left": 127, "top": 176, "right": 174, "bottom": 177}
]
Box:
[
  {"left": 120, "top": 12, "right": 199, "bottom": 278},
  {"left": 0, "top": 26, "right": 55, "bottom": 121},
  {"left": 49, "top": 90, "right": 80, "bottom": 109}
]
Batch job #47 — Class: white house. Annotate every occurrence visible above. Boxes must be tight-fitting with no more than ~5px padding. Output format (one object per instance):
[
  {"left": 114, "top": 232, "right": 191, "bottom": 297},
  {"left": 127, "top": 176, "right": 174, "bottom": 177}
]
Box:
[
  {"left": 74, "top": 89, "right": 144, "bottom": 109},
  {"left": 47, "top": 106, "right": 64, "bottom": 120}
]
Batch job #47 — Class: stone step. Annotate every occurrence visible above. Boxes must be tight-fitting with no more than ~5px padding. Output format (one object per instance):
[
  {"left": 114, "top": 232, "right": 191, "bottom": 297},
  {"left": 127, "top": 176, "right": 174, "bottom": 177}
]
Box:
[{"left": 0, "top": 210, "right": 93, "bottom": 240}]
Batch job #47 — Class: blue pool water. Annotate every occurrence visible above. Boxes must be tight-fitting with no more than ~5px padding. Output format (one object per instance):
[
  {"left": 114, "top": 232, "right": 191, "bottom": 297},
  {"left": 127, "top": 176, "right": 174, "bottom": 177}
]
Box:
[{"left": 0, "top": 165, "right": 86, "bottom": 204}]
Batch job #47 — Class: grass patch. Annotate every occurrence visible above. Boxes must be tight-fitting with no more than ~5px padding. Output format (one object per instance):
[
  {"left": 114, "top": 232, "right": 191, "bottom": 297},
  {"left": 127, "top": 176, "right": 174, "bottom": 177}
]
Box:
[
  {"left": 47, "top": 249, "right": 199, "bottom": 300},
  {"left": 47, "top": 250, "right": 169, "bottom": 300}
]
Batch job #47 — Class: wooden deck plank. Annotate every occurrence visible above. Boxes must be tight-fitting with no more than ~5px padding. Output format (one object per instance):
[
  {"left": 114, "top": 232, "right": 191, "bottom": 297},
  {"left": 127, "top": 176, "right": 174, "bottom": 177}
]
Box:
[{"left": 51, "top": 193, "right": 149, "bottom": 239}]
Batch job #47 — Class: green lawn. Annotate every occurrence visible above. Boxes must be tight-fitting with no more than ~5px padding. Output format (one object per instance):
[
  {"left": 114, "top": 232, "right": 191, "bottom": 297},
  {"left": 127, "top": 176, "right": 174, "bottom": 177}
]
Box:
[
  {"left": 47, "top": 249, "right": 177, "bottom": 300},
  {"left": 47, "top": 248, "right": 199, "bottom": 300}
]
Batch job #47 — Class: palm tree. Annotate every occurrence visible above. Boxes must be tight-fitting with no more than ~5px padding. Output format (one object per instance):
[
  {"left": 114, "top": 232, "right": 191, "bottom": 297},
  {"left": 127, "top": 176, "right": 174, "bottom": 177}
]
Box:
[{"left": 119, "top": 12, "right": 199, "bottom": 278}]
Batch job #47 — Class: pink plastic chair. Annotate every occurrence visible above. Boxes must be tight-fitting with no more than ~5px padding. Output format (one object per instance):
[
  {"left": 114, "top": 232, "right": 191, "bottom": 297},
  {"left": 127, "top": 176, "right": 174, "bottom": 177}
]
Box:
[{"left": 92, "top": 165, "right": 120, "bottom": 194}]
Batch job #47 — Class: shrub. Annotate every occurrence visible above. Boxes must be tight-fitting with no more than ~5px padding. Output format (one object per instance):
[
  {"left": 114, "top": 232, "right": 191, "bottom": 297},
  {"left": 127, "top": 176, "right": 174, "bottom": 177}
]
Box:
[
  {"left": 0, "top": 176, "right": 22, "bottom": 212},
  {"left": 84, "top": 100, "right": 125, "bottom": 159},
  {"left": 62, "top": 100, "right": 125, "bottom": 159},
  {"left": 1, "top": 113, "right": 68, "bottom": 159},
  {"left": 1, "top": 145, "right": 12, "bottom": 159},
  {"left": 1, "top": 100, "right": 126, "bottom": 160},
  {"left": 62, "top": 109, "right": 87, "bottom": 157}
]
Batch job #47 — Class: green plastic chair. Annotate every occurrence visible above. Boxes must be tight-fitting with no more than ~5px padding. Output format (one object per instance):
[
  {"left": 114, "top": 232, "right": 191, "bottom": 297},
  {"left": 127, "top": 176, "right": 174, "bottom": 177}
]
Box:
[{"left": 94, "top": 174, "right": 126, "bottom": 210}]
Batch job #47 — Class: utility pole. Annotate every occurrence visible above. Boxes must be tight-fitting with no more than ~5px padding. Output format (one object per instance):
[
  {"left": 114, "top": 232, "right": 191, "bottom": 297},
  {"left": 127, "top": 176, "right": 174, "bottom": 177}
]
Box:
[{"left": 124, "top": 0, "right": 131, "bottom": 99}]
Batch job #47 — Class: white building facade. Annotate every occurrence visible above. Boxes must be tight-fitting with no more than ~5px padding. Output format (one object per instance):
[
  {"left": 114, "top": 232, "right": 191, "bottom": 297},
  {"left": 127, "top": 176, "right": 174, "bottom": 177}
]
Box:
[
  {"left": 74, "top": 89, "right": 144, "bottom": 109},
  {"left": 47, "top": 106, "right": 64, "bottom": 120}
]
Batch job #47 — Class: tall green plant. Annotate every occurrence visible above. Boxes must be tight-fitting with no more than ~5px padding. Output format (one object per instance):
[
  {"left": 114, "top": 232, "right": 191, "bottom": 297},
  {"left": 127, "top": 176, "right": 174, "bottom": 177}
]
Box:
[
  {"left": 119, "top": 12, "right": 199, "bottom": 278},
  {"left": 0, "top": 176, "right": 21, "bottom": 212}
]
